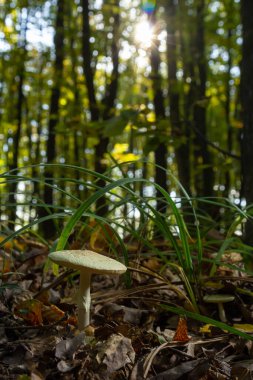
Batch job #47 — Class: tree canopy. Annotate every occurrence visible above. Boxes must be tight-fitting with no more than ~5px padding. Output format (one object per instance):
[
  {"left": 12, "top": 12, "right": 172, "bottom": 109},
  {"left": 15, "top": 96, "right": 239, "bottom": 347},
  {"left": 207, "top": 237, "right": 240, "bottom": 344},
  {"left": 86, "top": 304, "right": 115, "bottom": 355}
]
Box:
[{"left": 0, "top": 0, "right": 252, "bottom": 243}]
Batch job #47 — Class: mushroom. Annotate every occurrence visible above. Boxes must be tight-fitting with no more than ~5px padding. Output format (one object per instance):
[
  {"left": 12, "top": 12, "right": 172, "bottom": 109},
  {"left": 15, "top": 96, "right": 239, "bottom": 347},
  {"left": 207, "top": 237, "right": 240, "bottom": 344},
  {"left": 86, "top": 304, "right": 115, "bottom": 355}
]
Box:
[
  {"left": 203, "top": 294, "right": 235, "bottom": 323},
  {"left": 48, "top": 250, "right": 127, "bottom": 330}
]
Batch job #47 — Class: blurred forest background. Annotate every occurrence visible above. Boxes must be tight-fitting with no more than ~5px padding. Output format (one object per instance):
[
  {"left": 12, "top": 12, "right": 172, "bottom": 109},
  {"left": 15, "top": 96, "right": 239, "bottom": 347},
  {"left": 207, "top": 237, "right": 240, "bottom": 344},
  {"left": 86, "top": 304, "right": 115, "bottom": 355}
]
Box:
[{"left": 1, "top": 0, "right": 253, "bottom": 247}]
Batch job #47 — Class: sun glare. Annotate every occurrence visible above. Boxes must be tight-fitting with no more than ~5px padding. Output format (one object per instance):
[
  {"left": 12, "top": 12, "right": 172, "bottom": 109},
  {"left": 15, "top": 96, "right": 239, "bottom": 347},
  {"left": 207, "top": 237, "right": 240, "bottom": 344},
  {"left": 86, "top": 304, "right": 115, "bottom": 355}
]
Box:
[{"left": 134, "top": 19, "right": 153, "bottom": 48}]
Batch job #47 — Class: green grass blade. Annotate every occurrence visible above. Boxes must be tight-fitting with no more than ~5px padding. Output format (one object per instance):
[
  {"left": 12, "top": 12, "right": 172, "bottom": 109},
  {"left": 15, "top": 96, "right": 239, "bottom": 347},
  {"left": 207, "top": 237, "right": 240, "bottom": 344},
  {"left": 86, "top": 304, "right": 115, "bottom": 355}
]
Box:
[{"left": 161, "top": 303, "right": 253, "bottom": 341}]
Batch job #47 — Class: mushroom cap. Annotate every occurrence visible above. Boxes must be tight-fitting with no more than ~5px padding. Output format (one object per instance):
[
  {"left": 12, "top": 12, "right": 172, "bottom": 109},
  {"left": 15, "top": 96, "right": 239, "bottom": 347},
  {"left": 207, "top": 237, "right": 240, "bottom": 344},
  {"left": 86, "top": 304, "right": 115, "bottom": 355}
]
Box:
[
  {"left": 203, "top": 294, "right": 235, "bottom": 303},
  {"left": 48, "top": 250, "right": 127, "bottom": 274}
]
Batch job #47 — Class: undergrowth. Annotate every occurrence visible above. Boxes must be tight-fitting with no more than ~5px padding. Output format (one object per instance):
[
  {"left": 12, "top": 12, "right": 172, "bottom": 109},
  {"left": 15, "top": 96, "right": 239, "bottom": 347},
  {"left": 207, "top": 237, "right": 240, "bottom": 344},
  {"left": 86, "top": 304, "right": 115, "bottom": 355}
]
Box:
[{"left": 1, "top": 162, "right": 253, "bottom": 340}]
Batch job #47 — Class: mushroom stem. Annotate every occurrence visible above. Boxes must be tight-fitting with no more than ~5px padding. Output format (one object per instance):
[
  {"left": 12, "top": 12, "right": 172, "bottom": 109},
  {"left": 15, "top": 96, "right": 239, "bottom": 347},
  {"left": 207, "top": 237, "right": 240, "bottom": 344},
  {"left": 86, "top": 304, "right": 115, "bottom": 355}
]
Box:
[
  {"left": 48, "top": 250, "right": 127, "bottom": 331},
  {"left": 77, "top": 271, "right": 91, "bottom": 329},
  {"left": 217, "top": 302, "right": 226, "bottom": 323}
]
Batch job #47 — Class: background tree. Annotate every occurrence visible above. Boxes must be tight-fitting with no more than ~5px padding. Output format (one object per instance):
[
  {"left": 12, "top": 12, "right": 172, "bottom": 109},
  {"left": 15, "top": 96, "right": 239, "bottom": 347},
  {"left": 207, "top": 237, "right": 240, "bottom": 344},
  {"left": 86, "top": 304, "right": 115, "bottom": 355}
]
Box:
[
  {"left": 39, "top": 0, "right": 65, "bottom": 238},
  {"left": 0, "top": 0, "right": 248, "bottom": 239},
  {"left": 192, "top": 0, "right": 214, "bottom": 199},
  {"left": 166, "top": 0, "right": 191, "bottom": 196},
  {"left": 81, "top": 0, "right": 120, "bottom": 216},
  {"left": 149, "top": 8, "right": 167, "bottom": 214},
  {"left": 241, "top": 0, "right": 253, "bottom": 246}
]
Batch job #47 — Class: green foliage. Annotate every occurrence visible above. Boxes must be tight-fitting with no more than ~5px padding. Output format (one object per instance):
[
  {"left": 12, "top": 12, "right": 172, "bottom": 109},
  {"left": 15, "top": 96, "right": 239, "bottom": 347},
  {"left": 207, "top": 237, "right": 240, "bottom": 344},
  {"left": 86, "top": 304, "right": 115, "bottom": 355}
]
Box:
[
  {"left": 161, "top": 304, "right": 253, "bottom": 341},
  {"left": 2, "top": 162, "right": 253, "bottom": 340},
  {"left": 0, "top": 0, "right": 243, "bottom": 200},
  {"left": 0, "top": 0, "right": 251, "bottom": 342}
]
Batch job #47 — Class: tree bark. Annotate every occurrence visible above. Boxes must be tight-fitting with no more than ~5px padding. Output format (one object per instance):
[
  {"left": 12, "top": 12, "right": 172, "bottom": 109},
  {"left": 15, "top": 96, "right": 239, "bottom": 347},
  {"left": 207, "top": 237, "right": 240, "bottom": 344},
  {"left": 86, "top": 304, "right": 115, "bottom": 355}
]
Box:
[
  {"left": 68, "top": 2, "right": 84, "bottom": 201},
  {"left": 95, "top": 6, "right": 120, "bottom": 215},
  {"left": 82, "top": 0, "right": 120, "bottom": 216},
  {"left": 40, "top": 0, "right": 65, "bottom": 238},
  {"left": 32, "top": 54, "right": 45, "bottom": 198},
  {"left": 193, "top": 0, "right": 214, "bottom": 199},
  {"left": 241, "top": 0, "right": 253, "bottom": 246},
  {"left": 81, "top": 0, "right": 99, "bottom": 121},
  {"left": 7, "top": 8, "right": 28, "bottom": 226},
  {"left": 167, "top": 0, "right": 191, "bottom": 196},
  {"left": 224, "top": 26, "right": 233, "bottom": 195},
  {"left": 149, "top": 11, "right": 168, "bottom": 214}
]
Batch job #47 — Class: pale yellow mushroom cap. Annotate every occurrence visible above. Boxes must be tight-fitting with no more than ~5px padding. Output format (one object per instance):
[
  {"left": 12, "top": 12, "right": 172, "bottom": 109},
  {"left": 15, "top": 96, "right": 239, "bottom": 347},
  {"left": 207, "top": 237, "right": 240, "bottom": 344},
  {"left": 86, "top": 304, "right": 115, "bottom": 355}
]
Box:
[
  {"left": 203, "top": 294, "right": 235, "bottom": 303},
  {"left": 48, "top": 249, "right": 127, "bottom": 274}
]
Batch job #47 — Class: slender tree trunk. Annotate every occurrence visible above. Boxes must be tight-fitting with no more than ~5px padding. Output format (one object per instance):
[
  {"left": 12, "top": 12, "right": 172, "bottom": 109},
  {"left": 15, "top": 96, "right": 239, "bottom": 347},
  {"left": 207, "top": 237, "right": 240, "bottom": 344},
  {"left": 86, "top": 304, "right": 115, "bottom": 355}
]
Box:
[
  {"left": 96, "top": 2, "right": 120, "bottom": 215},
  {"left": 224, "top": 26, "right": 233, "bottom": 195},
  {"left": 40, "top": 0, "right": 65, "bottom": 238},
  {"left": 81, "top": 0, "right": 101, "bottom": 213},
  {"left": 241, "top": 0, "right": 253, "bottom": 246},
  {"left": 7, "top": 8, "right": 28, "bottom": 226},
  {"left": 178, "top": 0, "right": 196, "bottom": 199},
  {"left": 32, "top": 55, "right": 44, "bottom": 198},
  {"left": 166, "top": 0, "right": 191, "bottom": 196},
  {"left": 82, "top": 0, "right": 120, "bottom": 216},
  {"left": 0, "top": 54, "right": 5, "bottom": 127},
  {"left": 149, "top": 11, "right": 167, "bottom": 214},
  {"left": 81, "top": 0, "right": 99, "bottom": 122},
  {"left": 193, "top": 0, "right": 214, "bottom": 198},
  {"left": 68, "top": 2, "right": 83, "bottom": 201}
]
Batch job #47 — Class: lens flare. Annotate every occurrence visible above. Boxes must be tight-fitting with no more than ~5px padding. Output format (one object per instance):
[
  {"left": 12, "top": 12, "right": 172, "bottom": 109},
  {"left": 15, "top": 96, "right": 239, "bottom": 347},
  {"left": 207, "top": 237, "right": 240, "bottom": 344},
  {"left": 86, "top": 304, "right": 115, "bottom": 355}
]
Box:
[
  {"left": 135, "top": 20, "right": 153, "bottom": 48},
  {"left": 141, "top": 0, "right": 156, "bottom": 14}
]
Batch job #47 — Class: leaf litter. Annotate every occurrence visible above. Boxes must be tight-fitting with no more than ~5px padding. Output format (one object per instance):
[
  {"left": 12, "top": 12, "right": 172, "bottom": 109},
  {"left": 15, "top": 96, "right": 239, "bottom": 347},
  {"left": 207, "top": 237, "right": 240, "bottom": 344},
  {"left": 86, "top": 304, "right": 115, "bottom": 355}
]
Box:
[{"left": 1, "top": 236, "right": 253, "bottom": 379}]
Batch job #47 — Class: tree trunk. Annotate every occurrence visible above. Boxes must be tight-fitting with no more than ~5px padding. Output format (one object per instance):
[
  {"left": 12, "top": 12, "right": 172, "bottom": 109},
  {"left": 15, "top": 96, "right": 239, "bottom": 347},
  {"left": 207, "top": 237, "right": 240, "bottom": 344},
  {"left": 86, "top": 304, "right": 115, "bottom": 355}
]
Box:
[
  {"left": 32, "top": 55, "right": 45, "bottom": 198},
  {"left": 7, "top": 8, "right": 28, "bottom": 226},
  {"left": 166, "top": 0, "right": 191, "bottom": 196},
  {"left": 82, "top": 0, "right": 120, "bottom": 216},
  {"left": 241, "top": 0, "right": 253, "bottom": 246},
  {"left": 40, "top": 0, "right": 65, "bottom": 238},
  {"left": 68, "top": 2, "right": 84, "bottom": 201},
  {"left": 81, "top": 0, "right": 99, "bottom": 121},
  {"left": 224, "top": 26, "right": 233, "bottom": 195},
  {"left": 149, "top": 11, "right": 167, "bottom": 214},
  {"left": 96, "top": 2, "right": 120, "bottom": 215},
  {"left": 193, "top": 0, "right": 214, "bottom": 199}
]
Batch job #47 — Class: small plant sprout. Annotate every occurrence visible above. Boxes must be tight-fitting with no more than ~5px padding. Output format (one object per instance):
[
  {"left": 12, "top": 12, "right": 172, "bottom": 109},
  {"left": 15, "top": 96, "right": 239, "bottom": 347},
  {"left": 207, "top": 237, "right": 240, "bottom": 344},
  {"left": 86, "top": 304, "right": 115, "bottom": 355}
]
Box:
[
  {"left": 48, "top": 250, "right": 127, "bottom": 330},
  {"left": 203, "top": 294, "right": 235, "bottom": 323}
]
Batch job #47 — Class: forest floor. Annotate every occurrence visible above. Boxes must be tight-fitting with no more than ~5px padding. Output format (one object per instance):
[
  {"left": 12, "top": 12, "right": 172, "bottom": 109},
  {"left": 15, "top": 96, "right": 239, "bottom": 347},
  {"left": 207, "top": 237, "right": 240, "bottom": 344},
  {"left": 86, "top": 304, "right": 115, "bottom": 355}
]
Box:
[{"left": 1, "top": 235, "right": 253, "bottom": 379}]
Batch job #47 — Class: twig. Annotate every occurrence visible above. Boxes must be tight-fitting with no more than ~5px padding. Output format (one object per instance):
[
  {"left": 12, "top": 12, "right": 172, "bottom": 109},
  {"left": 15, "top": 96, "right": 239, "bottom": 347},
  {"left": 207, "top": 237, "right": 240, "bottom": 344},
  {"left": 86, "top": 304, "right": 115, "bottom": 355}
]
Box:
[
  {"left": 0, "top": 315, "right": 68, "bottom": 330},
  {"left": 34, "top": 269, "right": 74, "bottom": 299}
]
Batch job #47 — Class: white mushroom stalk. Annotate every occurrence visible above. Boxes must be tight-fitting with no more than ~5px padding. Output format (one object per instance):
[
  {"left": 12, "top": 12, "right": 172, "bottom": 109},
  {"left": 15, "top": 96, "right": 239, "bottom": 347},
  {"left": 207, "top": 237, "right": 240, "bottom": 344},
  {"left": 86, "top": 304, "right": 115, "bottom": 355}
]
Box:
[
  {"left": 78, "top": 271, "right": 91, "bottom": 329},
  {"left": 48, "top": 250, "right": 127, "bottom": 330}
]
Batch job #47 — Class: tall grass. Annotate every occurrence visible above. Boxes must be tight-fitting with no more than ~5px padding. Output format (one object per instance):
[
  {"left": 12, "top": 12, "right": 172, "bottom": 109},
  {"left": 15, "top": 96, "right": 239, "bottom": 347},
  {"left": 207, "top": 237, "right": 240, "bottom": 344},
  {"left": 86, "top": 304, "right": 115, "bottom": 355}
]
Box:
[{"left": 1, "top": 162, "right": 253, "bottom": 339}]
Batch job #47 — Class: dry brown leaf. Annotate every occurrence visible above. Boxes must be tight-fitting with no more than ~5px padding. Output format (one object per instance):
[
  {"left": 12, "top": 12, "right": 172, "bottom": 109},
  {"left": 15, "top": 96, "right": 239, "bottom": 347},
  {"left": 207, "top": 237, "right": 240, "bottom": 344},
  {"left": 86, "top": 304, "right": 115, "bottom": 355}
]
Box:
[
  {"left": 0, "top": 252, "right": 12, "bottom": 274},
  {"left": 89, "top": 221, "right": 117, "bottom": 252},
  {"left": 172, "top": 317, "right": 190, "bottom": 342},
  {"left": 96, "top": 334, "right": 135, "bottom": 373},
  {"left": 14, "top": 299, "right": 43, "bottom": 325},
  {"left": 42, "top": 304, "right": 65, "bottom": 324},
  {"left": 55, "top": 332, "right": 86, "bottom": 360},
  {"left": 0, "top": 236, "right": 13, "bottom": 252}
]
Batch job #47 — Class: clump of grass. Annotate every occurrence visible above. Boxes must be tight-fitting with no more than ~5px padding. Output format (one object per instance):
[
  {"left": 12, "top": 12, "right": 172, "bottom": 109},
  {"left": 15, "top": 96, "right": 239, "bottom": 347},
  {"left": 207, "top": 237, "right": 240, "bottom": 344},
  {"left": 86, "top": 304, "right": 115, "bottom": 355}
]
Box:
[{"left": 1, "top": 162, "right": 253, "bottom": 339}]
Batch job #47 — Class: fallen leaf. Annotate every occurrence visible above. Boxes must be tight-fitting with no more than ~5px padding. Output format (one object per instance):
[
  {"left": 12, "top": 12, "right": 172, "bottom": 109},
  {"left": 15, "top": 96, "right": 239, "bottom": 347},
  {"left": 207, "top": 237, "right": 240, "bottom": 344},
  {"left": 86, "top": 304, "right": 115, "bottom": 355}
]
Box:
[
  {"left": 0, "top": 252, "right": 12, "bottom": 274},
  {"left": 57, "top": 360, "right": 74, "bottom": 373},
  {"left": 55, "top": 332, "right": 86, "bottom": 360},
  {"left": 0, "top": 236, "right": 13, "bottom": 252},
  {"left": 100, "top": 302, "right": 151, "bottom": 325},
  {"left": 199, "top": 324, "right": 213, "bottom": 334},
  {"left": 89, "top": 221, "right": 117, "bottom": 252},
  {"left": 42, "top": 304, "right": 65, "bottom": 324},
  {"left": 233, "top": 323, "right": 253, "bottom": 333},
  {"left": 142, "top": 258, "right": 161, "bottom": 272},
  {"left": 14, "top": 299, "right": 43, "bottom": 325},
  {"left": 96, "top": 334, "right": 135, "bottom": 373},
  {"left": 149, "top": 358, "right": 203, "bottom": 380},
  {"left": 172, "top": 317, "right": 190, "bottom": 342}
]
